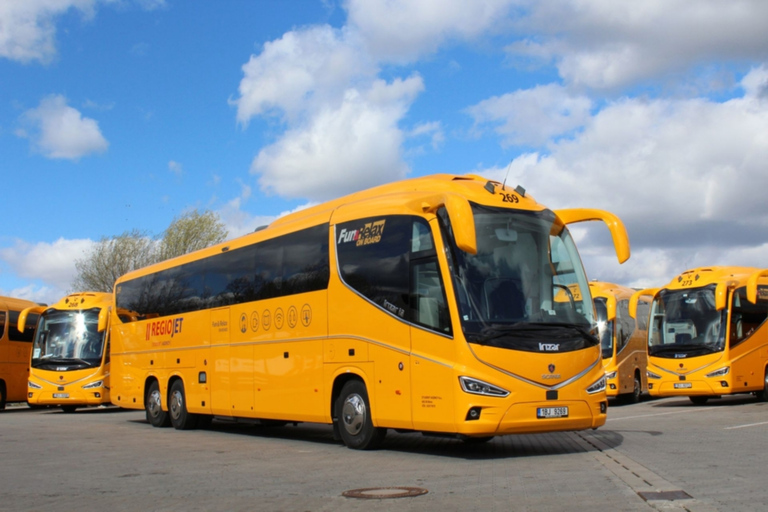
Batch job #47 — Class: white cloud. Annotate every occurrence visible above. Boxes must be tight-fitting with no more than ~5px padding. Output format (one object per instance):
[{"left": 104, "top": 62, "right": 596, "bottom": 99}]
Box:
[
  {"left": 232, "top": 25, "right": 376, "bottom": 126},
  {"left": 0, "top": 238, "right": 94, "bottom": 299},
  {"left": 466, "top": 84, "right": 592, "bottom": 146},
  {"left": 19, "top": 94, "right": 109, "bottom": 160},
  {"left": 168, "top": 160, "right": 183, "bottom": 176},
  {"left": 251, "top": 76, "right": 423, "bottom": 201},
  {"left": 474, "top": 70, "right": 768, "bottom": 286},
  {"left": 506, "top": 0, "right": 768, "bottom": 90},
  {"left": 345, "top": 0, "right": 515, "bottom": 62}
]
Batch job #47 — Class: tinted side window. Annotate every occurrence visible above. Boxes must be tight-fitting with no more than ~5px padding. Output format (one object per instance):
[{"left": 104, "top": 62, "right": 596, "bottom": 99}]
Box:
[
  {"left": 117, "top": 224, "right": 330, "bottom": 320},
  {"left": 730, "top": 286, "right": 768, "bottom": 347},
  {"left": 8, "top": 310, "right": 38, "bottom": 342},
  {"left": 337, "top": 216, "right": 451, "bottom": 334},
  {"left": 337, "top": 216, "right": 411, "bottom": 320},
  {"left": 635, "top": 299, "right": 650, "bottom": 331},
  {"left": 0, "top": 310, "right": 6, "bottom": 338},
  {"left": 616, "top": 299, "right": 634, "bottom": 353}
]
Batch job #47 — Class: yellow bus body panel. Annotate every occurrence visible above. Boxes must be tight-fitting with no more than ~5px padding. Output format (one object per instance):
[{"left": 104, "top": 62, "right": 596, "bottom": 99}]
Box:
[
  {"left": 0, "top": 296, "right": 39, "bottom": 405},
  {"left": 111, "top": 174, "right": 620, "bottom": 437}
]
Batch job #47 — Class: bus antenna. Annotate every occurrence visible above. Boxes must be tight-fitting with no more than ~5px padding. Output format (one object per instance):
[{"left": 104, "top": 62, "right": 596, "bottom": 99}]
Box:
[{"left": 501, "top": 159, "right": 513, "bottom": 191}]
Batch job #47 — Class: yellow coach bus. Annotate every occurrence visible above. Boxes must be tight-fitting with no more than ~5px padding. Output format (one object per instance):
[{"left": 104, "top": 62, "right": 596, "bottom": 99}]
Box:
[
  {"left": 630, "top": 267, "right": 768, "bottom": 405},
  {"left": 0, "top": 296, "right": 40, "bottom": 409},
  {"left": 19, "top": 293, "right": 113, "bottom": 412},
  {"left": 591, "top": 282, "right": 650, "bottom": 403},
  {"left": 111, "top": 174, "right": 630, "bottom": 449}
]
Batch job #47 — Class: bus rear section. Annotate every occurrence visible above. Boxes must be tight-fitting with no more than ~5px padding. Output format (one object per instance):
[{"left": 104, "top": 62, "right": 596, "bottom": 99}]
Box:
[
  {"left": 0, "top": 296, "right": 39, "bottom": 409},
  {"left": 109, "top": 174, "right": 630, "bottom": 448},
  {"left": 631, "top": 267, "right": 768, "bottom": 405},
  {"left": 21, "top": 292, "right": 113, "bottom": 413},
  {"left": 591, "top": 282, "right": 650, "bottom": 403}
]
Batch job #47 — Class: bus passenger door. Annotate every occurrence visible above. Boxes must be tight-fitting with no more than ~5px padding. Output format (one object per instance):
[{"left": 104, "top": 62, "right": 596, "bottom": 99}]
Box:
[
  {"left": 409, "top": 256, "right": 456, "bottom": 432},
  {"left": 209, "top": 307, "right": 231, "bottom": 416}
]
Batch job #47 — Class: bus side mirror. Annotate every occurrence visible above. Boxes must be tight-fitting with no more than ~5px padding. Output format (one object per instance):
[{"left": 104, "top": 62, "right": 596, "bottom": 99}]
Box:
[
  {"left": 17, "top": 306, "right": 46, "bottom": 332},
  {"left": 629, "top": 288, "right": 658, "bottom": 318},
  {"left": 746, "top": 269, "right": 768, "bottom": 304},
  {"left": 98, "top": 307, "right": 110, "bottom": 333},
  {"left": 412, "top": 193, "right": 477, "bottom": 255},
  {"left": 555, "top": 208, "right": 631, "bottom": 264},
  {"left": 604, "top": 295, "right": 617, "bottom": 322}
]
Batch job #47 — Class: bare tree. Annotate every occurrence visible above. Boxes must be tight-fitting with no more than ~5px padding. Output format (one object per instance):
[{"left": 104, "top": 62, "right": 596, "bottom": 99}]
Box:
[
  {"left": 72, "top": 210, "right": 228, "bottom": 292},
  {"left": 72, "top": 230, "right": 156, "bottom": 292},
  {"left": 158, "top": 210, "right": 228, "bottom": 261}
]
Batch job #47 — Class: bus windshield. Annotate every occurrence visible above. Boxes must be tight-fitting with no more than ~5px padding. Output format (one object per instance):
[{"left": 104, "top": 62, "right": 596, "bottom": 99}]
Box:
[
  {"left": 648, "top": 285, "right": 726, "bottom": 357},
  {"left": 594, "top": 298, "right": 614, "bottom": 359},
  {"left": 441, "top": 204, "right": 598, "bottom": 353},
  {"left": 31, "top": 308, "right": 105, "bottom": 370}
]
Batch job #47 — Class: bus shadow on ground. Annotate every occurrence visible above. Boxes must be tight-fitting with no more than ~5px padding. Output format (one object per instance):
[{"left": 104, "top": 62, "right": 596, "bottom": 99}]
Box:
[
  {"left": 649, "top": 394, "right": 764, "bottom": 408},
  {"left": 127, "top": 417, "right": 626, "bottom": 460}
]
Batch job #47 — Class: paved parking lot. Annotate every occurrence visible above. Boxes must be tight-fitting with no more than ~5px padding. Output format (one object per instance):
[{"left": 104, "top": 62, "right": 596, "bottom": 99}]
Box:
[{"left": 1, "top": 395, "right": 766, "bottom": 512}]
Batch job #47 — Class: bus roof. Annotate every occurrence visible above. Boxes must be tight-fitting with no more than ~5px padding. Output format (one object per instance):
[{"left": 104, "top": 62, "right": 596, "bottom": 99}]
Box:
[
  {"left": 588, "top": 281, "right": 636, "bottom": 302},
  {"left": 47, "top": 292, "right": 113, "bottom": 311},
  {"left": 0, "top": 296, "right": 39, "bottom": 311},
  {"left": 115, "top": 173, "right": 545, "bottom": 285},
  {"left": 660, "top": 266, "right": 762, "bottom": 291}
]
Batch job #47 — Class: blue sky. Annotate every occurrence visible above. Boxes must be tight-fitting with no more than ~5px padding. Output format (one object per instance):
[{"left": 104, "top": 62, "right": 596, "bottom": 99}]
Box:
[{"left": 2, "top": 0, "right": 768, "bottom": 304}]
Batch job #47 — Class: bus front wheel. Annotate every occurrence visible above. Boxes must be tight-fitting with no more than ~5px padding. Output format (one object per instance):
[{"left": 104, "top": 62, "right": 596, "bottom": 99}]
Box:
[
  {"left": 757, "top": 370, "right": 768, "bottom": 402},
  {"left": 689, "top": 396, "right": 709, "bottom": 405},
  {"left": 335, "top": 380, "right": 386, "bottom": 450},
  {"left": 0, "top": 383, "right": 6, "bottom": 411},
  {"left": 169, "top": 380, "right": 197, "bottom": 430},
  {"left": 146, "top": 381, "right": 170, "bottom": 428}
]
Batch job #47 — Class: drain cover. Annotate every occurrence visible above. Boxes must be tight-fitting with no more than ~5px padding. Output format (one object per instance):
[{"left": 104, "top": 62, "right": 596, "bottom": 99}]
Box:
[
  {"left": 342, "top": 487, "right": 428, "bottom": 499},
  {"left": 638, "top": 490, "right": 692, "bottom": 501}
]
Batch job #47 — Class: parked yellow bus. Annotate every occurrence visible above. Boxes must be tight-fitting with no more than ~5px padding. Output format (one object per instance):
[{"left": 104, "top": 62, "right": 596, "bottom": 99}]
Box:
[
  {"left": 0, "top": 296, "right": 40, "bottom": 409},
  {"left": 111, "top": 174, "right": 630, "bottom": 448},
  {"left": 591, "top": 282, "right": 650, "bottom": 403},
  {"left": 19, "top": 292, "right": 113, "bottom": 413},
  {"left": 630, "top": 267, "right": 768, "bottom": 405}
]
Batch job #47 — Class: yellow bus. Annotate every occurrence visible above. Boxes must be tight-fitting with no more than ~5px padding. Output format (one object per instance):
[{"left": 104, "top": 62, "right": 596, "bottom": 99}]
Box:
[
  {"left": 19, "top": 292, "right": 113, "bottom": 413},
  {"left": 0, "top": 296, "right": 40, "bottom": 409},
  {"left": 591, "top": 282, "right": 650, "bottom": 403},
  {"left": 630, "top": 266, "right": 768, "bottom": 405},
  {"left": 111, "top": 174, "right": 630, "bottom": 448}
]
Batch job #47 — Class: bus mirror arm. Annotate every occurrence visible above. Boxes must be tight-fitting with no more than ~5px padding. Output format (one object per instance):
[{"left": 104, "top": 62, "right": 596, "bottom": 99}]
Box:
[
  {"left": 555, "top": 208, "right": 630, "bottom": 264},
  {"left": 629, "top": 288, "right": 658, "bottom": 319},
  {"left": 17, "top": 306, "right": 46, "bottom": 333},
  {"left": 98, "top": 307, "right": 111, "bottom": 332},
  {"left": 746, "top": 269, "right": 768, "bottom": 304},
  {"left": 411, "top": 193, "right": 477, "bottom": 255}
]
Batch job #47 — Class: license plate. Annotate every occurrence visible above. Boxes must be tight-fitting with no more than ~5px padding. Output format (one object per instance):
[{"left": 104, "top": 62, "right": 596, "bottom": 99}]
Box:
[
  {"left": 53, "top": 393, "right": 69, "bottom": 399},
  {"left": 537, "top": 407, "right": 568, "bottom": 419},
  {"left": 674, "top": 383, "right": 692, "bottom": 389}
]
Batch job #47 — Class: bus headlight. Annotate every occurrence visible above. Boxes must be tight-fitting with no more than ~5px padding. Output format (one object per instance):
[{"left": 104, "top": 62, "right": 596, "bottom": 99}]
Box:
[
  {"left": 705, "top": 367, "right": 730, "bottom": 378},
  {"left": 28, "top": 381, "right": 42, "bottom": 389},
  {"left": 459, "top": 376, "right": 509, "bottom": 397},
  {"left": 82, "top": 380, "right": 103, "bottom": 389},
  {"left": 586, "top": 376, "right": 606, "bottom": 394},
  {"left": 605, "top": 371, "right": 617, "bottom": 380},
  {"left": 647, "top": 370, "right": 661, "bottom": 379}
]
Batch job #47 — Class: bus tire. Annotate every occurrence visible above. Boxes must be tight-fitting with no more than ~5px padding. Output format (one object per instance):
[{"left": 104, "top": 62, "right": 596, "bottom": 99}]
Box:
[
  {"left": 462, "top": 436, "right": 494, "bottom": 444},
  {"left": 61, "top": 405, "right": 78, "bottom": 413},
  {"left": 169, "top": 380, "right": 197, "bottom": 430},
  {"left": 335, "top": 380, "right": 386, "bottom": 450},
  {"left": 146, "top": 380, "right": 170, "bottom": 428},
  {"left": 757, "top": 369, "right": 768, "bottom": 402},
  {"left": 0, "top": 382, "right": 6, "bottom": 411},
  {"left": 629, "top": 372, "right": 642, "bottom": 404},
  {"left": 689, "top": 396, "right": 709, "bottom": 405}
]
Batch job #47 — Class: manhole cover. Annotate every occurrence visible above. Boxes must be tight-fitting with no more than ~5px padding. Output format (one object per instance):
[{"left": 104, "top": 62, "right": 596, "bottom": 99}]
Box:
[
  {"left": 638, "top": 490, "right": 692, "bottom": 501},
  {"left": 342, "top": 487, "right": 428, "bottom": 499}
]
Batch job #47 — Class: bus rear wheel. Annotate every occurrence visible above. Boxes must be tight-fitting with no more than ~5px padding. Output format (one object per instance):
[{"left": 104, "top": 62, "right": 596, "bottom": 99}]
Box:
[
  {"left": 146, "top": 381, "right": 170, "bottom": 428},
  {"left": 0, "top": 383, "right": 6, "bottom": 411},
  {"left": 335, "top": 380, "right": 386, "bottom": 450},
  {"left": 169, "top": 380, "right": 197, "bottom": 430}
]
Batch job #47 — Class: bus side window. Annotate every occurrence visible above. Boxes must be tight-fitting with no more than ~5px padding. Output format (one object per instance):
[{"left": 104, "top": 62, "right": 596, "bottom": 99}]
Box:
[
  {"left": 7, "top": 310, "right": 37, "bottom": 342},
  {"left": 615, "top": 300, "right": 634, "bottom": 353},
  {"left": 730, "top": 287, "right": 768, "bottom": 347},
  {"left": 635, "top": 300, "right": 650, "bottom": 331},
  {"left": 0, "top": 310, "right": 5, "bottom": 338},
  {"left": 410, "top": 219, "right": 451, "bottom": 334}
]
